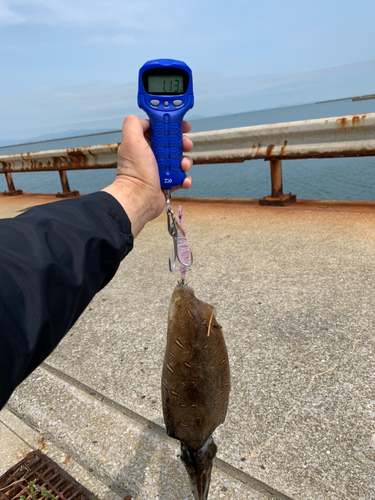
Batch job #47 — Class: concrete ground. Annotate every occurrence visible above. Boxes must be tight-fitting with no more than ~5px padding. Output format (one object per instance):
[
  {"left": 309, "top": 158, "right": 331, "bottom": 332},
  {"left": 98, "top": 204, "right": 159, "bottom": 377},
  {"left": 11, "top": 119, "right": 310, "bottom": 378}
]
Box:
[{"left": 1, "top": 193, "right": 375, "bottom": 499}]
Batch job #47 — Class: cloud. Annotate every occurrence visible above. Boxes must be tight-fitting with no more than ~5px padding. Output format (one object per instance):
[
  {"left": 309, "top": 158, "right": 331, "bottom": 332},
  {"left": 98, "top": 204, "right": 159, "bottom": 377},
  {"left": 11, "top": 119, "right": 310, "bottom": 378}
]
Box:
[
  {"left": 0, "top": 0, "right": 183, "bottom": 30},
  {"left": 0, "top": 0, "right": 24, "bottom": 24}
]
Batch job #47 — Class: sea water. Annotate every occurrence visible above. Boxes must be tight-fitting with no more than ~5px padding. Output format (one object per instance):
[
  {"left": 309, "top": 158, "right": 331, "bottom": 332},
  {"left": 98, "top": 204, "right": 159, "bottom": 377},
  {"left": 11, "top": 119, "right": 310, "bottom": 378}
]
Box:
[{"left": 1, "top": 98, "right": 375, "bottom": 201}]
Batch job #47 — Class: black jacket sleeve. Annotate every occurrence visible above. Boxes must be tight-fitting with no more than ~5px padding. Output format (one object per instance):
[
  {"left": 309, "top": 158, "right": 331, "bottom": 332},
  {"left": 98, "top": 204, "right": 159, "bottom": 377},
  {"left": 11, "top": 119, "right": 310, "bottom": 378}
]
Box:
[{"left": 0, "top": 191, "right": 133, "bottom": 409}]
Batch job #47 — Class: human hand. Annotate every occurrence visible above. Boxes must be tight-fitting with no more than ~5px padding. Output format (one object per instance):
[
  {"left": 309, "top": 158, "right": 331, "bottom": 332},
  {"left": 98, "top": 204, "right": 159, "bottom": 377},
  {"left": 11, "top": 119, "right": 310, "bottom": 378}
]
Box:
[{"left": 102, "top": 115, "right": 193, "bottom": 237}]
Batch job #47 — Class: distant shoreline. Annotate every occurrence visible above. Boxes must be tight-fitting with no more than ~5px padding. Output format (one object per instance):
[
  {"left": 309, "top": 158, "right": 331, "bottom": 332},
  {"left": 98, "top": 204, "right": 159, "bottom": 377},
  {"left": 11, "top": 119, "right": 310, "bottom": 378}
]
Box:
[{"left": 317, "top": 94, "right": 375, "bottom": 104}]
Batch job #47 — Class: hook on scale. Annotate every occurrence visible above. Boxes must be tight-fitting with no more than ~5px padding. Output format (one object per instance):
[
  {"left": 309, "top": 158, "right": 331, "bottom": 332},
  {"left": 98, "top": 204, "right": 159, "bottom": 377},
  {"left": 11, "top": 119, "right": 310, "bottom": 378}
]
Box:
[{"left": 165, "top": 191, "right": 193, "bottom": 283}]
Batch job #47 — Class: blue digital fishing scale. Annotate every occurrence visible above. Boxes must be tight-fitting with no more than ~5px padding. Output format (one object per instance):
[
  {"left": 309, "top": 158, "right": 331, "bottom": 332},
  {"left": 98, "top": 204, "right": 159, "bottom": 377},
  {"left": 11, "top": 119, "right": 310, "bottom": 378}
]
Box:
[{"left": 138, "top": 59, "right": 194, "bottom": 190}]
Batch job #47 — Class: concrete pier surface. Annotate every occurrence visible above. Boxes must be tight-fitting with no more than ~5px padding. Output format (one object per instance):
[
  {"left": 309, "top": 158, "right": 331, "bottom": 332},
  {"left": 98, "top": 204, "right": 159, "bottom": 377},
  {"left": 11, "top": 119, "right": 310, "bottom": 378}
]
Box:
[{"left": 1, "top": 193, "right": 375, "bottom": 500}]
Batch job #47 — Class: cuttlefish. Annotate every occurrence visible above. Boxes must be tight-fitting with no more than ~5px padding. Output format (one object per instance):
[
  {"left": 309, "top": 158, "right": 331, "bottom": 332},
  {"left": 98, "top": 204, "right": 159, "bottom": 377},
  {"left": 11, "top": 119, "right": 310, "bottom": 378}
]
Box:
[{"left": 162, "top": 284, "right": 231, "bottom": 500}]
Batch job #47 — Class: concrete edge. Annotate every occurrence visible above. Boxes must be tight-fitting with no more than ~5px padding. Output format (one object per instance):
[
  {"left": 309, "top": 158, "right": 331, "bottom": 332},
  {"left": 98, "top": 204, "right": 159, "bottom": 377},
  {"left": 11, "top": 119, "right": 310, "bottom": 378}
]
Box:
[{"left": 0, "top": 407, "right": 123, "bottom": 500}]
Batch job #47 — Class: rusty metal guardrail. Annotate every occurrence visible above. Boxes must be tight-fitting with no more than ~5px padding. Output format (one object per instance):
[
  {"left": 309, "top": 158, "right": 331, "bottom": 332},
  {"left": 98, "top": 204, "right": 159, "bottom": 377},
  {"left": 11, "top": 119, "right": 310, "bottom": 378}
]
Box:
[{"left": 1, "top": 113, "right": 374, "bottom": 205}]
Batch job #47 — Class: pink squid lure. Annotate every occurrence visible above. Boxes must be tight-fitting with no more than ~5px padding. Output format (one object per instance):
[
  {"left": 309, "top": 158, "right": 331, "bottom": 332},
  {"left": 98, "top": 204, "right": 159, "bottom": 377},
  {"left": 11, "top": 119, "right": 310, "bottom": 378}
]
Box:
[{"left": 169, "top": 204, "right": 193, "bottom": 283}]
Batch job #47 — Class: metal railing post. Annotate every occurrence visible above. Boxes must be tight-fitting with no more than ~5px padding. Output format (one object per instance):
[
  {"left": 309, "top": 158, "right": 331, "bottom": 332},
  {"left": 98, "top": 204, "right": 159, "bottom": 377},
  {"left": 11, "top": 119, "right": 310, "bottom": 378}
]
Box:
[
  {"left": 56, "top": 170, "right": 79, "bottom": 198},
  {"left": 270, "top": 159, "right": 283, "bottom": 198},
  {"left": 259, "top": 160, "right": 296, "bottom": 206},
  {"left": 3, "top": 172, "right": 23, "bottom": 196}
]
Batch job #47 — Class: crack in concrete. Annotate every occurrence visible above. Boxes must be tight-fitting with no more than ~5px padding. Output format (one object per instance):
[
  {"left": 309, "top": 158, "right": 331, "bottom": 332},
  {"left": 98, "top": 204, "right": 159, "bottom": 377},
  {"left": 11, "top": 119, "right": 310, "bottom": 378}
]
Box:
[
  {"left": 0, "top": 416, "right": 33, "bottom": 451},
  {"left": 248, "top": 335, "right": 366, "bottom": 460}
]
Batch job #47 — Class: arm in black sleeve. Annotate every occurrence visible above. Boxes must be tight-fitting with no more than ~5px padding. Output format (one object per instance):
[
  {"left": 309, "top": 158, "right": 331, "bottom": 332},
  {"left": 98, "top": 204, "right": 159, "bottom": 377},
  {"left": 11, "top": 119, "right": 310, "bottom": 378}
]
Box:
[{"left": 0, "top": 191, "right": 133, "bottom": 409}]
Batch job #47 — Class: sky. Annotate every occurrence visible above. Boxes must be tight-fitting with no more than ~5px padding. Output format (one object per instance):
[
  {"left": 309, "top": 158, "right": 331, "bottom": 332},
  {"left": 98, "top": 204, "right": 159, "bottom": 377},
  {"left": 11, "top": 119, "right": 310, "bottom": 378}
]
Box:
[{"left": 1, "top": 0, "right": 375, "bottom": 141}]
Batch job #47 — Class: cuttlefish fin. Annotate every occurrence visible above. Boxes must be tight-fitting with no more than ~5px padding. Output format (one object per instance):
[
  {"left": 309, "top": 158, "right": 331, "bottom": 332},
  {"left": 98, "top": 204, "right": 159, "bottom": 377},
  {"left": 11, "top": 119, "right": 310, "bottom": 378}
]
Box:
[{"left": 180, "top": 437, "right": 217, "bottom": 500}]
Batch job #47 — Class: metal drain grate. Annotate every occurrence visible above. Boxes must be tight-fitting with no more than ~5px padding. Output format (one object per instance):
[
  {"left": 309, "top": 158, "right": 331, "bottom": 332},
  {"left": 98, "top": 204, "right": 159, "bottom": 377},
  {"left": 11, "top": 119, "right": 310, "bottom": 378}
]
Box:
[{"left": 0, "top": 450, "right": 93, "bottom": 500}]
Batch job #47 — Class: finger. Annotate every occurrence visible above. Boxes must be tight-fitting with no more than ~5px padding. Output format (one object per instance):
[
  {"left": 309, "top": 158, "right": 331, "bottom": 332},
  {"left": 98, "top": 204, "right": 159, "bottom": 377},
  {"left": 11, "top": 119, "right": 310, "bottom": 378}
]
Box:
[
  {"left": 143, "top": 128, "right": 151, "bottom": 146},
  {"left": 182, "top": 175, "right": 192, "bottom": 189},
  {"left": 138, "top": 116, "right": 151, "bottom": 134},
  {"left": 182, "top": 120, "right": 192, "bottom": 133},
  {"left": 121, "top": 115, "right": 150, "bottom": 137},
  {"left": 119, "top": 116, "right": 151, "bottom": 156},
  {"left": 182, "top": 135, "right": 193, "bottom": 153},
  {"left": 181, "top": 155, "right": 193, "bottom": 172},
  {"left": 169, "top": 175, "right": 192, "bottom": 193}
]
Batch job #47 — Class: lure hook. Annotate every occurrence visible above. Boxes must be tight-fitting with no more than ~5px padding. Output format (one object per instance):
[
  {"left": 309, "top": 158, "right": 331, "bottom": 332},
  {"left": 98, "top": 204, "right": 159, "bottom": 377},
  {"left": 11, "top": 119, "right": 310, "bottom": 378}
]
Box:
[{"left": 165, "top": 191, "right": 193, "bottom": 273}]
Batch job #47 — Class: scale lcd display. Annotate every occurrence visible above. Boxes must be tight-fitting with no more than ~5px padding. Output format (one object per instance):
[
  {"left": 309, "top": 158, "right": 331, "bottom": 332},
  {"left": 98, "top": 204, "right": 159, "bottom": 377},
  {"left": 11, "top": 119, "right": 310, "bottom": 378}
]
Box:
[{"left": 148, "top": 75, "right": 184, "bottom": 95}]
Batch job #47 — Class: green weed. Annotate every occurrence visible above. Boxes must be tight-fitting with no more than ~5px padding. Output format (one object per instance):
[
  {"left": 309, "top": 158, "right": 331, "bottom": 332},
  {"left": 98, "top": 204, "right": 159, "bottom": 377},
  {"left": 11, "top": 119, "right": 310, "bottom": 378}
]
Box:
[
  {"left": 19, "top": 480, "right": 98, "bottom": 500},
  {"left": 20, "top": 480, "right": 57, "bottom": 500}
]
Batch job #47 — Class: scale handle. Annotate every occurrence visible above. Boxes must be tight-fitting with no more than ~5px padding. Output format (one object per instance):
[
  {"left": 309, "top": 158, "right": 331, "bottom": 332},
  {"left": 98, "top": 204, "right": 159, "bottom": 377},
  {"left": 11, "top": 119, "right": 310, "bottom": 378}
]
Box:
[{"left": 148, "top": 109, "right": 187, "bottom": 190}]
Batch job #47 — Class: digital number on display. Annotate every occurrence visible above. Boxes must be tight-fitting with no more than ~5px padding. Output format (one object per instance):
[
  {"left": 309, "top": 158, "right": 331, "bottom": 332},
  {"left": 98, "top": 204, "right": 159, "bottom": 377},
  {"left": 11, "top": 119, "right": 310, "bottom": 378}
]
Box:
[{"left": 148, "top": 76, "right": 183, "bottom": 94}]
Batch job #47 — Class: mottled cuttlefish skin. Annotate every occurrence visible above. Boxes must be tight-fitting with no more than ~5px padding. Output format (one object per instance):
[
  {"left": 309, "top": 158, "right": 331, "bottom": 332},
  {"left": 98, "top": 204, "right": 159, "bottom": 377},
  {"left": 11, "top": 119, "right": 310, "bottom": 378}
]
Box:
[
  {"left": 162, "top": 284, "right": 230, "bottom": 499},
  {"left": 162, "top": 284, "right": 230, "bottom": 449}
]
